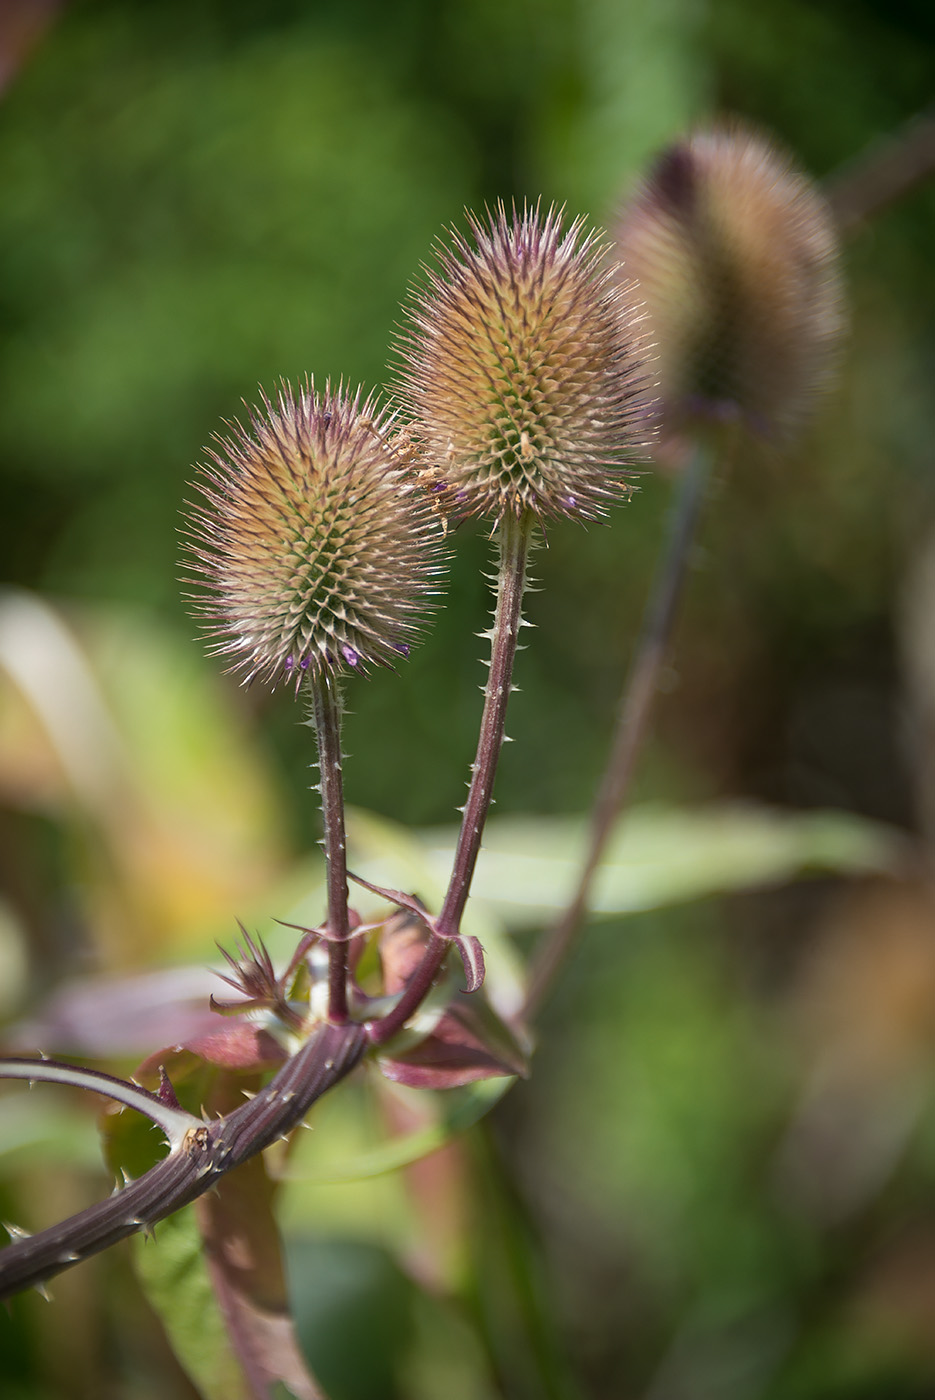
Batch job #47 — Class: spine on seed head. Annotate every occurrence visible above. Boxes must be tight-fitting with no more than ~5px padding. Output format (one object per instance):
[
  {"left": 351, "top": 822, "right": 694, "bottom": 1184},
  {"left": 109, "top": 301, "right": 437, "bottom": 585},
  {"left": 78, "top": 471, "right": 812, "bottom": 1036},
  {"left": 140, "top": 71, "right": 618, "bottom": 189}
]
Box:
[
  {"left": 185, "top": 379, "right": 444, "bottom": 689},
  {"left": 396, "top": 201, "right": 654, "bottom": 526}
]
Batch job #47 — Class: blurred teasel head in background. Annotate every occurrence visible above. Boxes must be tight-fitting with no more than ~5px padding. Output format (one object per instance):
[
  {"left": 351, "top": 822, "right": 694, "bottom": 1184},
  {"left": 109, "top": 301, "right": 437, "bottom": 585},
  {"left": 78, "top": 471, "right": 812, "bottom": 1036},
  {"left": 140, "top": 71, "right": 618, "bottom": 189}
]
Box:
[
  {"left": 615, "top": 124, "right": 844, "bottom": 447},
  {"left": 186, "top": 379, "right": 444, "bottom": 688},
  {"left": 396, "top": 201, "right": 653, "bottom": 525}
]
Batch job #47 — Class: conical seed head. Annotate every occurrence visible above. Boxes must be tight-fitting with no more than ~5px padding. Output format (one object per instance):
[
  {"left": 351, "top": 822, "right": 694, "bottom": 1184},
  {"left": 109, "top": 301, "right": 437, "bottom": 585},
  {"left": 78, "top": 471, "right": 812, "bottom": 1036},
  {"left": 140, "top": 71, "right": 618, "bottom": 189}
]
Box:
[
  {"left": 396, "top": 202, "right": 653, "bottom": 524},
  {"left": 615, "top": 125, "right": 843, "bottom": 443},
  {"left": 186, "top": 381, "right": 444, "bottom": 687}
]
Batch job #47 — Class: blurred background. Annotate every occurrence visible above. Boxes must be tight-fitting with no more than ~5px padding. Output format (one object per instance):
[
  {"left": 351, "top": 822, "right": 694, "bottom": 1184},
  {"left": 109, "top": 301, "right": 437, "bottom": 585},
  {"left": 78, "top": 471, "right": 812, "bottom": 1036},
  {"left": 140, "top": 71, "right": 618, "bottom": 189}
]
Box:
[{"left": 0, "top": 0, "right": 934, "bottom": 1396}]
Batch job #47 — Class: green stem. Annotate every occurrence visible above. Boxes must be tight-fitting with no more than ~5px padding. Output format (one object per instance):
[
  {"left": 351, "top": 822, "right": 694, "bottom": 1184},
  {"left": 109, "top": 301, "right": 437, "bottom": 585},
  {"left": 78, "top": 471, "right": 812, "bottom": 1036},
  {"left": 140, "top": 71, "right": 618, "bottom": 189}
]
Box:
[
  {"left": 523, "top": 442, "right": 712, "bottom": 1018},
  {"left": 310, "top": 671, "right": 350, "bottom": 1023},
  {"left": 368, "top": 511, "right": 533, "bottom": 1044}
]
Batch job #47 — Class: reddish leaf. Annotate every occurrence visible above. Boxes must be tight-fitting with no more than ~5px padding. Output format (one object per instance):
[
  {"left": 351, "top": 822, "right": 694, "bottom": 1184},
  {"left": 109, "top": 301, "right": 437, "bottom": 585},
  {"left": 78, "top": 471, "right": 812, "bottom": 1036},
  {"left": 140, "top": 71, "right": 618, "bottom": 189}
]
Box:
[
  {"left": 195, "top": 1150, "right": 327, "bottom": 1399},
  {"left": 379, "top": 905, "right": 432, "bottom": 994},
  {"left": 137, "top": 1022, "right": 286, "bottom": 1081},
  {"left": 379, "top": 908, "right": 486, "bottom": 997},
  {"left": 378, "top": 995, "right": 529, "bottom": 1090}
]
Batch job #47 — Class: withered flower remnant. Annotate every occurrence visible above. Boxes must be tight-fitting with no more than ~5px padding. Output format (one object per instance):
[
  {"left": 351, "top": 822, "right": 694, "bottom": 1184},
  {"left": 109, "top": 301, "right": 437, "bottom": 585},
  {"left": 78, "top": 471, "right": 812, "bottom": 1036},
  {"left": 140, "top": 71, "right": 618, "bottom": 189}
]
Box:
[
  {"left": 187, "top": 380, "right": 443, "bottom": 687},
  {"left": 615, "top": 124, "right": 843, "bottom": 444},
  {"left": 397, "top": 201, "right": 652, "bottom": 525}
]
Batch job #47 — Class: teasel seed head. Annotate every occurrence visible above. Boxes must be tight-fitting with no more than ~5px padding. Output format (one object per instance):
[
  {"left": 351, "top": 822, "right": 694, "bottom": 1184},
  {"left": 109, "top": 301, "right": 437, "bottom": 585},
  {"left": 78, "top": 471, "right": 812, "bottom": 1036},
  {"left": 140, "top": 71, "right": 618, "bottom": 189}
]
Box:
[
  {"left": 615, "top": 124, "right": 844, "bottom": 445},
  {"left": 396, "top": 201, "right": 653, "bottom": 525},
  {"left": 186, "top": 380, "right": 443, "bottom": 688}
]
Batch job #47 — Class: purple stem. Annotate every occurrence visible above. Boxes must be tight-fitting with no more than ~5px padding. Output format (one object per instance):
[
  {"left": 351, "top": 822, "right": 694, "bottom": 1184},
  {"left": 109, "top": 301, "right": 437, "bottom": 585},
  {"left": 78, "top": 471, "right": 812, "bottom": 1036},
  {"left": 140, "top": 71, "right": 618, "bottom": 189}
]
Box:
[
  {"left": 311, "top": 671, "right": 350, "bottom": 1023},
  {"left": 0, "top": 1021, "right": 367, "bottom": 1301},
  {"left": 368, "top": 511, "right": 532, "bottom": 1045}
]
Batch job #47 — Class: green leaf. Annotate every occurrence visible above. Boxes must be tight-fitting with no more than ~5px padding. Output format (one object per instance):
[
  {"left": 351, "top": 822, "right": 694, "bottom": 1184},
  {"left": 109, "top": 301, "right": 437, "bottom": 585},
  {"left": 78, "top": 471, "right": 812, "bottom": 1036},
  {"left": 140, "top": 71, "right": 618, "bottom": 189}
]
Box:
[
  {"left": 414, "top": 803, "right": 905, "bottom": 929},
  {"left": 284, "top": 1077, "right": 513, "bottom": 1185},
  {"left": 133, "top": 1206, "right": 244, "bottom": 1400},
  {"left": 0, "top": 1093, "right": 103, "bottom": 1171}
]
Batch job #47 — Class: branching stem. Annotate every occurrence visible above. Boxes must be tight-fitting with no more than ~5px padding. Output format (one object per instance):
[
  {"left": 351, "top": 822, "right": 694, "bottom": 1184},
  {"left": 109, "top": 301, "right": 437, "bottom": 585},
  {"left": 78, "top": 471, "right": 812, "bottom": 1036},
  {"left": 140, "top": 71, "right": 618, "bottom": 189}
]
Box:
[{"left": 0, "top": 1021, "right": 367, "bottom": 1301}]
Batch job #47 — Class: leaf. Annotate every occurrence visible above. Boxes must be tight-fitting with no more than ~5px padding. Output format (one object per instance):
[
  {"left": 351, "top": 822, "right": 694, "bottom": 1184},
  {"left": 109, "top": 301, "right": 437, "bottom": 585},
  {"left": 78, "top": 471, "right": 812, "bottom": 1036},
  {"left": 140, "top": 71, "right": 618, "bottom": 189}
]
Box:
[
  {"left": 0, "top": 1092, "right": 103, "bottom": 1170},
  {"left": 133, "top": 1205, "right": 246, "bottom": 1400},
  {"left": 132, "top": 1132, "right": 326, "bottom": 1399},
  {"left": 282, "top": 1078, "right": 513, "bottom": 1185},
  {"left": 378, "top": 906, "right": 434, "bottom": 996},
  {"left": 378, "top": 995, "right": 529, "bottom": 1090},
  {"left": 135, "top": 1024, "right": 286, "bottom": 1078},
  {"left": 194, "top": 1151, "right": 327, "bottom": 1400},
  {"left": 414, "top": 803, "right": 906, "bottom": 929}
]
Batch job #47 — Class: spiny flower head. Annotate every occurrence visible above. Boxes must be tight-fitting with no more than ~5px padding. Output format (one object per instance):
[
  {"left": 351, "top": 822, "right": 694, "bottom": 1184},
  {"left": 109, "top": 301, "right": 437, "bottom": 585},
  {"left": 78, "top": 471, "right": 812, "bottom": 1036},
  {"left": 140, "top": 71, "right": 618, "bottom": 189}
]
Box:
[
  {"left": 615, "top": 124, "right": 843, "bottom": 445},
  {"left": 396, "top": 201, "right": 652, "bottom": 525},
  {"left": 187, "top": 380, "right": 443, "bottom": 688}
]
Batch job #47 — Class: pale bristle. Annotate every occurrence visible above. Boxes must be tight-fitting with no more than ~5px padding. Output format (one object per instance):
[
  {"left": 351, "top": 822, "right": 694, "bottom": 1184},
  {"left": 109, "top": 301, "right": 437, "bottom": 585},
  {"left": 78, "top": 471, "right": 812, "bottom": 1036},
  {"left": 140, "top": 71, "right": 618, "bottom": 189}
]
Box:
[
  {"left": 396, "top": 201, "right": 654, "bottom": 525},
  {"left": 185, "top": 379, "right": 444, "bottom": 688},
  {"left": 615, "top": 124, "right": 844, "bottom": 444}
]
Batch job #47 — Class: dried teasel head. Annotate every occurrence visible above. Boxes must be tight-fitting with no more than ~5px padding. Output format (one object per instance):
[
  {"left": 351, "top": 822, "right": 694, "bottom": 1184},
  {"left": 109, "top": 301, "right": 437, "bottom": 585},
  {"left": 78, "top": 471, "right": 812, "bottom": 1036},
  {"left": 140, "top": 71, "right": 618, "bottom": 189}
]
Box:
[
  {"left": 186, "top": 380, "right": 444, "bottom": 688},
  {"left": 615, "top": 124, "right": 843, "bottom": 446},
  {"left": 396, "top": 201, "right": 653, "bottom": 525}
]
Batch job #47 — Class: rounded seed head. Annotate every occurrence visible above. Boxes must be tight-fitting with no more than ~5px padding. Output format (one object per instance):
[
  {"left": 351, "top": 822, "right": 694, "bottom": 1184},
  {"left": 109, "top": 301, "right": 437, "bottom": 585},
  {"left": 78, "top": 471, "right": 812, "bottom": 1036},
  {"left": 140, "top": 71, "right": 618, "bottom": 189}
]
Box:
[
  {"left": 615, "top": 124, "right": 843, "bottom": 444},
  {"left": 186, "top": 380, "right": 443, "bottom": 688},
  {"left": 396, "top": 202, "right": 652, "bottom": 525}
]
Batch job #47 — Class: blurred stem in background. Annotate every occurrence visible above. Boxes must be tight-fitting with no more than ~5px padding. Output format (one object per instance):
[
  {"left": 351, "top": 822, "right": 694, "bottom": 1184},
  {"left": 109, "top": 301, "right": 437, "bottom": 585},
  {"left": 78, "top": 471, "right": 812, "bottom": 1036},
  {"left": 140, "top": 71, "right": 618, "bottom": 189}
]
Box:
[
  {"left": 526, "top": 119, "right": 848, "bottom": 1017},
  {"left": 525, "top": 439, "right": 716, "bottom": 1018},
  {"left": 529, "top": 104, "right": 935, "bottom": 1020}
]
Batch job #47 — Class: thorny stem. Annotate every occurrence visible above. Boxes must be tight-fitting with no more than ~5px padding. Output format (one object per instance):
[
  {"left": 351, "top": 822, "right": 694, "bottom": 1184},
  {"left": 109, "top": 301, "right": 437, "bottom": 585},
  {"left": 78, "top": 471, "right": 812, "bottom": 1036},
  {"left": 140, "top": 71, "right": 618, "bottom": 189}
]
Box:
[
  {"left": 0, "top": 1020, "right": 367, "bottom": 1301},
  {"left": 524, "top": 443, "right": 712, "bottom": 1018},
  {"left": 368, "top": 510, "right": 533, "bottom": 1045},
  {"left": 311, "top": 671, "right": 350, "bottom": 1023}
]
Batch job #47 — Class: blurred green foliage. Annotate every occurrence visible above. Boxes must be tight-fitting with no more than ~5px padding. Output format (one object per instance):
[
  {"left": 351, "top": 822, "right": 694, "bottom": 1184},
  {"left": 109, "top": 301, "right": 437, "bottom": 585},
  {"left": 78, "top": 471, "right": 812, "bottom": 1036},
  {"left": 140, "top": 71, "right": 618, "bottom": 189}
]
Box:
[{"left": 1, "top": 0, "right": 935, "bottom": 1397}]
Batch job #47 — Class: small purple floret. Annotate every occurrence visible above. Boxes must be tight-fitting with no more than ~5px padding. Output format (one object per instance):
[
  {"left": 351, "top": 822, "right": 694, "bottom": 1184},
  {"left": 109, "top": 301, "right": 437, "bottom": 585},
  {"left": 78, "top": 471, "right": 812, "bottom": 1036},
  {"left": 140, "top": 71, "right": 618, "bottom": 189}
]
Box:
[
  {"left": 393, "top": 642, "right": 410, "bottom": 657},
  {"left": 341, "top": 645, "right": 360, "bottom": 666},
  {"left": 300, "top": 657, "right": 310, "bottom": 671}
]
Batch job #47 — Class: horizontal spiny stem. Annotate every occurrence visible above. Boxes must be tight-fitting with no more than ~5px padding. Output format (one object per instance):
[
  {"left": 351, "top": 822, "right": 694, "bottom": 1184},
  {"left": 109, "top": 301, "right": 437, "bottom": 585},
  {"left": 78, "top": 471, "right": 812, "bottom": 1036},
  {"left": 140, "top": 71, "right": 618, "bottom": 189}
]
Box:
[{"left": 0, "top": 1022, "right": 367, "bottom": 1301}]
